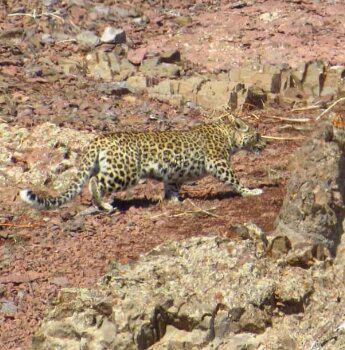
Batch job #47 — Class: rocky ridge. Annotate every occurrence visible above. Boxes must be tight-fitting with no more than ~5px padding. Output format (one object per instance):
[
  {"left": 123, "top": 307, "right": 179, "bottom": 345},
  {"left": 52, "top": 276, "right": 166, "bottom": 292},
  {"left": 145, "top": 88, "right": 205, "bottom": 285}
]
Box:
[{"left": 66, "top": 49, "right": 345, "bottom": 111}]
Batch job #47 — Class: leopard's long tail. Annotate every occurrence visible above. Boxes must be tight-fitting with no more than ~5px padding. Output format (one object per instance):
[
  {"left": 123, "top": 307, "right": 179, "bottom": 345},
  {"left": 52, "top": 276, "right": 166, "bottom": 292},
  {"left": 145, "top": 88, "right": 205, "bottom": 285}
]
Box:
[{"left": 20, "top": 144, "right": 100, "bottom": 210}]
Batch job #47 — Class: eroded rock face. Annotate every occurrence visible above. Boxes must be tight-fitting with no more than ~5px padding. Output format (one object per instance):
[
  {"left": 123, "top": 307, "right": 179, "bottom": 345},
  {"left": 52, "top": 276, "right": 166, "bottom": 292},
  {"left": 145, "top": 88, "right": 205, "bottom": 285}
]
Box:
[
  {"left": 66, "top": 48, "right": 345, "bottom": 111},
  {"left": 274, "top": 121, "right": 345, "bottom": 253},
  {"left": 31, "top": 234, "right": 345, "bottom": 350}
]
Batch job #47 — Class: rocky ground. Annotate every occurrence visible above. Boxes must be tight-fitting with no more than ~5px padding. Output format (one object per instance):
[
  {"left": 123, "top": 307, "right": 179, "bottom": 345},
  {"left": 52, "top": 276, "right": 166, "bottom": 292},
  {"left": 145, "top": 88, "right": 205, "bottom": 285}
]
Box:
[{"left": 0, "top": 0, "right": 344, "bottom": 349}]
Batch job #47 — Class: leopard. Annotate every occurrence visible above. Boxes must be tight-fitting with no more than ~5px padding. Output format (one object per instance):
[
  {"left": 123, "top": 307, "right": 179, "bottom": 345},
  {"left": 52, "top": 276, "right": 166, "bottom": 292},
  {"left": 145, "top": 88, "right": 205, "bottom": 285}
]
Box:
[{"left": 20, "top": 117, "right": 266, "bottom": 212}]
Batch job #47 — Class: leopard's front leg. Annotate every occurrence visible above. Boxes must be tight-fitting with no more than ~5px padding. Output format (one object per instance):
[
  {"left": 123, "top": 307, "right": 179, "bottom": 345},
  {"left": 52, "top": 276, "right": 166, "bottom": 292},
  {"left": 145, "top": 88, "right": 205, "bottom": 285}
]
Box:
[{"left": 205, "top": 158, "right": 262, "bottom": 196}]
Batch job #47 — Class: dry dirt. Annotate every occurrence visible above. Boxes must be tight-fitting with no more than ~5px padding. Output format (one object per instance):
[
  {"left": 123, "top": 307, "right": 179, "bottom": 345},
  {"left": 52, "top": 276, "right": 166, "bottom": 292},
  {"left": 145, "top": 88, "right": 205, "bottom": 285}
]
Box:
[{"left": 0, "top": 1, "right": 344, "bottom": 349}]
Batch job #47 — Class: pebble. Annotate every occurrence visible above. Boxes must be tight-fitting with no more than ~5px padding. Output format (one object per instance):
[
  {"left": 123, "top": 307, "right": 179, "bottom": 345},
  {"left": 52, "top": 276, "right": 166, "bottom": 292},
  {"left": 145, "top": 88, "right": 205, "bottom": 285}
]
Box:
[
  {"left": 159, "top": 49, "right": 181, "bottom": 63},
  {"left": 76, "top": 30, "right": 100, "bottom": 47},
  {"left": 93, "top": 4, "right": 110, "bottom": 17},
  {"left": 1, "top": 300, "right": 17, "bottom": 315},
  {"left": 96, "top": 82, "right": 135, "bottom": 95},
  {"left": 113, "top": 6, "right": 142, "bottom": 18},
  {"left": 127, "top": 48, "right": 147, "bottom": 65},
  {"left": 41, "top": 33, "right": 55, "bottom": 45},
  {"left": 42, "top": 0, "right": 58, "bottom": 7},
  {"left": 100, "top": 27, "right": 126, "bottom": 44},
  {"left": 229, "top": 1, "right": 248, "bottom": 9},
  {"left": 132, "top": 16, "right": 149, "bottom": 27}
]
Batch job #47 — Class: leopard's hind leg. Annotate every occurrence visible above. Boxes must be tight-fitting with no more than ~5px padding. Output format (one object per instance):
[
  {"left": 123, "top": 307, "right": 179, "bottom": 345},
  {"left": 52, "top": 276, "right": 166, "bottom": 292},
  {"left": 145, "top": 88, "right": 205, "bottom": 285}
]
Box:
[{"left": 89, "top": 176, "right": 114, "bottom": 212}]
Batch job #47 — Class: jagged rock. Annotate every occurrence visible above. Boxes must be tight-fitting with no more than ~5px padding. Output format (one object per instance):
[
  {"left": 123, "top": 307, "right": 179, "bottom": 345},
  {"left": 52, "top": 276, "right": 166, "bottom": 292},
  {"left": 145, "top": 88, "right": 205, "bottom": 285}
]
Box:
[
  {"left": 58, "top": 58, "right": 80, "bottom": 76},
  {"left": 100, "top": 27, "right": 126, "bottom": 44},
  {"left": 86, "top": 52, "right": 136, "bottom": 81},
  {"left": 238, "top": 304, "right": 271, "bottom": 333},
  {"left": 31, "top": 235, "right": 322, "bottom": 349},
  {"left": 127, "top": 48, "right": 147, "bottom": 65},
  {"left": 140, "top": 58, "right": 181, "bottom": 79},
  {"left": 178, "top": 76, "right": 205, "bottom": 103},
  {"left": 96, "top": 81, "right": 138, "bottom": 95},
  {"left": 321, "top": 65, "right": 345, "bottom": 97},
  {"left": 159, "top": 49, "right": 181, "bottom": 64},
  {"left": 301, "top": 60, "right": 325, "bottom": 97},
  {"left": 126, "top": 75, "right": 147, "bottom": 91},
  {"left": 268, "top": 236, "right": 292, "bottom": 258},
  {"left": 151, "top": 326, "right": 207, "bottom": 349},
  {"left": 148, "top": 79, "right": 182, "bottom": 106},
  {"left": 229, "top": 64, "right": 290, "bottom": 94},
  {"left": 196, "top": 80, "right": 238, "bottom": 110},
  {"left": 214, "top": 333, "right": 258, "bottom": 350},
  {"left": 230, "top": 85, "right": 267, "bottom": 110},
  {"left": 274, "top": 120, "right": 344, "bottom": 253}
]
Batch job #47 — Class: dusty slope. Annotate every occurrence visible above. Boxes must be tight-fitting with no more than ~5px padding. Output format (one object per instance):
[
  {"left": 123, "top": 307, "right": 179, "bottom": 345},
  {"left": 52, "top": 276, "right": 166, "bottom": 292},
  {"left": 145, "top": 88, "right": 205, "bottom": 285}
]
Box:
[{"left": 0, "top": 0, "right": 344, "bottom": 349}]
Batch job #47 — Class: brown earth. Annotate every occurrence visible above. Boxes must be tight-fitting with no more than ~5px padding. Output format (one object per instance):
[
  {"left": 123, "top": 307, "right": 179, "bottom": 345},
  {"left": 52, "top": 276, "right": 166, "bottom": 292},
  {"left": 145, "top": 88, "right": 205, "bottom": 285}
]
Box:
[{"left": 0, "top": 0, "right": 344, "bottom": 349}]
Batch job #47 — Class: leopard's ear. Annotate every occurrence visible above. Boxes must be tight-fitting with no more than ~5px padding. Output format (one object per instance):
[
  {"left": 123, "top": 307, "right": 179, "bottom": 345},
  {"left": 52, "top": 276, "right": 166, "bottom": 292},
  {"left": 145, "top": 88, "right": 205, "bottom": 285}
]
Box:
[
  {"left": 232, "top": 117, "right": 249, "bottom": 132},
  {"left": 219, "top": 114, "right": 235, "bottom": 124}
]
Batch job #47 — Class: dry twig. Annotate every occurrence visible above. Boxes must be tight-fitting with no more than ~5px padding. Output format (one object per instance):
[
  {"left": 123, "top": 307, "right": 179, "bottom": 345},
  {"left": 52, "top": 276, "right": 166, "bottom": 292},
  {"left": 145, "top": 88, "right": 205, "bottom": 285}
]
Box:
[
  {"left": 269, "top": 115, "right": 311, "bottom": 123},
  {"left": 292, "top": 105, "right": 321, "bottom": 112},
  {"left": 262, "top": 135, "right": 305, "bottom": 141},
  {"left": 185, "top": 199, "right": 220, "bottom": 218},
  {"left": 316, "top": 97, "right": 345, "bottom": 121},
  {"left": 8, "top": 9, "right": 64, "bottom": 22}
]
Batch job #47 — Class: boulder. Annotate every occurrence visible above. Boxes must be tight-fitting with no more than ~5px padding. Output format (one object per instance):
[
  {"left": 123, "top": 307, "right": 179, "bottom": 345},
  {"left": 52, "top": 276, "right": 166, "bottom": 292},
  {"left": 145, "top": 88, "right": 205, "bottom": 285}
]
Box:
[
  {"left": 274, "top": 120, "right": 345, "bottom": 254},
  {"left": 30, "top": 236, "right": 321, "bottom": 349}
]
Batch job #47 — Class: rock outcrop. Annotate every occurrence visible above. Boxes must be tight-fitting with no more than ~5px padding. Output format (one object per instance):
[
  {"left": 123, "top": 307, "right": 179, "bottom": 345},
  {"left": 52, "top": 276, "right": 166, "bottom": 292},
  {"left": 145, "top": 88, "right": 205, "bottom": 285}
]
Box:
[
  {"left": 274, "top": 115, "right": 345, "bottom": 255},
  {"left": 31, "top": 232, "right": 344, "bottom": 349},
  {"left": 58, "top": 46, "right": 345, "bottom": 111}
]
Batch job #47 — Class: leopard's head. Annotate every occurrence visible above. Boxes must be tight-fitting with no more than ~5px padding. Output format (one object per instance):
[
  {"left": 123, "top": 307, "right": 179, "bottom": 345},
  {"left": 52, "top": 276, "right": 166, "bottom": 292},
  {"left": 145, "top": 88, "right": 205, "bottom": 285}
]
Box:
[{"left": 222, "top": 117, "right": 266, "bottom": 153}]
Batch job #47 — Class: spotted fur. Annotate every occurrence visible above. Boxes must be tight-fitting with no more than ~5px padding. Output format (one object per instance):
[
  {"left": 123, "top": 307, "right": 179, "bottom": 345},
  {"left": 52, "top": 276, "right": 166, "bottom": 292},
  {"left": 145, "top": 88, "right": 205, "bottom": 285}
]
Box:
[{"left": 20, "top": 117, "right": 265, "bottom": 211}]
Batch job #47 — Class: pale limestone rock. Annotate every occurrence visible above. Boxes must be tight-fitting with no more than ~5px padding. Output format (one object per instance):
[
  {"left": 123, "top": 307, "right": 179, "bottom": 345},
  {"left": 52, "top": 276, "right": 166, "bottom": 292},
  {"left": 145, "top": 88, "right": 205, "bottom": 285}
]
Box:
[{"left": 100, "top": 27, "right": 126, "bottom": 44}]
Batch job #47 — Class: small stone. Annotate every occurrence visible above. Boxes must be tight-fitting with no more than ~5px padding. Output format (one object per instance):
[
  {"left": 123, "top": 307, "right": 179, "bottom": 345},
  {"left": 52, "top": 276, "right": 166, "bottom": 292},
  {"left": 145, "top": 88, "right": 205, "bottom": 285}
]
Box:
[
  {"left": 113, "top": 6, "right": 142, "bottom": 18},
  {"left": 229, "top": 1, "right": 248, "bottom": 9},
  {"left": 42, "top": 0, "right": 58, "bottom": 7},
  {"left": 268, "top": 236, "right": 292, "bottom": 257},
  {"left": 126, "top": 75, "right": 147, "bottom": 91},
  {"left": 159, "top": 49, "right": 181, "bottom": 64},
  {"left": 100, "top": 27, "right": 126, "bottom": 44},
  {"left": 239, "top": 304, "right": 271, "bottom": 334},
  {"left": 11, "top": 6, "right": 26, "bottom": 13},
  {"left": 133, "top": 16, "right": 149, "bottom": 27},
  {"left": 96, "top": 82, "right": 136, "bottom": 95},
  {"left": 93, "top": 4, "right": 110, "bottom": 17},
  {"left": 40, "top": 33, "right": 55, "bottom": 45},
  {"left": 51, "top": 276, "right": 69, "bottom": 287},
  {"left": 172, "top": 16, "right": 192, "bottom": 26},
  {"left": 76, "top": 30, "right": 100, "bottom": 47},
  {"left": 127, "top": 48, "right": 147, "bottom": 65},
  {"left": 259, "top": 11, "right": 281, "bottom": 23},
  {"left": 1, "top": 300, "right": 17, "bottom": 315}
]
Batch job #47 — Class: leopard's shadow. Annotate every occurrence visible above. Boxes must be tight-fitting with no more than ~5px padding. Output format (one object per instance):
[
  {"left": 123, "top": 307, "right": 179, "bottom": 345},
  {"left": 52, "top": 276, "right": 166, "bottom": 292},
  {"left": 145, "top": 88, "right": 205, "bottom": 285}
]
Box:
[
  {"left": 187, "top": 191, "right": 238, "bottom": 201},
  {"left": 110, "top": 197, "right": 158, "bottom": 211},
  {"left": 110, "top": 192, "right": 238, "bottom": 211}
]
